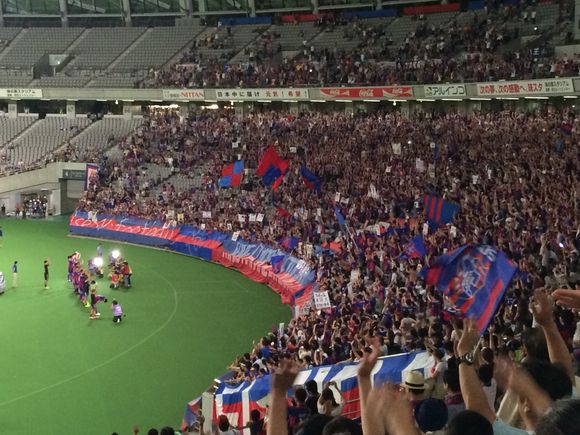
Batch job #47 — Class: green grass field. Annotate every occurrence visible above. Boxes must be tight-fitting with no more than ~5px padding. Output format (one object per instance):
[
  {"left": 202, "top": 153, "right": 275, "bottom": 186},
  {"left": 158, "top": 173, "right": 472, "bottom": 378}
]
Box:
[{"left": 0, "top": 217, "right": 290, "bottom": 435}]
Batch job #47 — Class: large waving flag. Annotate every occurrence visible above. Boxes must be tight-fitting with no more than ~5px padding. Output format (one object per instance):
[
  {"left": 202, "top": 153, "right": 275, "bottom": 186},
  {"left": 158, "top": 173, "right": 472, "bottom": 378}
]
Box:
[
  {"left": 423, "top": 194, "right": 459, "bottom": 227},
  {"left": 300, "top": 165, "right": 321, "bottom": 192},
  {"left": 424, "top": 244, "right": 517, "bottom": 333},
  {"left": 401, "top": 235, "right": 426, "bottom": 259},
  {"left": 256, "top": 146, "right": 289, "bottom": 190},
  {"left": 219, "top": 160, "right": 244, "bottom": 188}
]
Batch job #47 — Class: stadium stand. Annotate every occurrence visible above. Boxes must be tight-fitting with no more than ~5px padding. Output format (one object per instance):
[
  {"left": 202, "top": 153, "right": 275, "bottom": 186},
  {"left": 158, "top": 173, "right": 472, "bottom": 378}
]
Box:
[
  {"left": 1, "top": 0, "right": 580, "bottom": 434},
  {"left": 0, "top": 1, "right": 574, "bottom": 88},
  {"left": 0, "top": 115, "right": 91, "bottom": 172},
  {"left": 55, "top": 116, "right": 143, "bottom": 163},
  {"left": 69, "top": 107, "right": 580, "bottom": 435},
  {"left": 0, "top": 28, "right": 84, "bottom": 68}
]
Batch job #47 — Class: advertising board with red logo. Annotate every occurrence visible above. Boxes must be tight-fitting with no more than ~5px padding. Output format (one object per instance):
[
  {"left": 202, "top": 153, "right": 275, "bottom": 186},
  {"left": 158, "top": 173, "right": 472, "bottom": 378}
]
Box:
[{"left": 319, "top": 86, "right": 414, "bottom": 100}]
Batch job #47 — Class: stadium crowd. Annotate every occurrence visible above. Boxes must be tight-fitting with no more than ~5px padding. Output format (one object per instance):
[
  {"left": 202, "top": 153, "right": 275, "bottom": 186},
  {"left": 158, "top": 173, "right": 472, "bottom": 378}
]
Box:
[
  {"left": 76, "top": 106, "right": 580, "bottom": 434},
  {"left": 142, "top": 2, "right": 580, "bottom": 88}
]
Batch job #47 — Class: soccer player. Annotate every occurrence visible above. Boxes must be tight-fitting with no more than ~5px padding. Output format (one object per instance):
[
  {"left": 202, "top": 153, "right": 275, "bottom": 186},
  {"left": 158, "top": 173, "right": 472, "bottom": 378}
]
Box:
[
  {"left": 89, "top": 284, "right": 100, "bottom": 320},
  {"left": 0, "top": 225, "right": 3, "bottom": 247},
  {"left": 112, "top": 300, "right": 123, "bottom": 323},
  {"left": 43, "top": 259, "right": 50, "bottom": 289},
  {"left": 12, "top": 261, "right": 17, "bottom": 288}
]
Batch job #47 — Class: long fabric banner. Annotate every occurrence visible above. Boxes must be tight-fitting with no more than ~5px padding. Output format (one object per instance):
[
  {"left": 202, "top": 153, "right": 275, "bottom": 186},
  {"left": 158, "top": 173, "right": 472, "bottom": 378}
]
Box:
[
  {"left": 69, "top": 211, "right": 316, "bottom": 309},
  {"left": 213, "top": 351, "right": 433, "bottom": 431}
]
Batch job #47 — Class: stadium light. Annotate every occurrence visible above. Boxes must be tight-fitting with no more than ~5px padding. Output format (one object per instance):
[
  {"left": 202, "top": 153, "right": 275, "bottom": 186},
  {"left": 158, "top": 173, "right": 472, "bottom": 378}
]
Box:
[{"left": 111, "top": 250, "right": 121, "bottom": 260}]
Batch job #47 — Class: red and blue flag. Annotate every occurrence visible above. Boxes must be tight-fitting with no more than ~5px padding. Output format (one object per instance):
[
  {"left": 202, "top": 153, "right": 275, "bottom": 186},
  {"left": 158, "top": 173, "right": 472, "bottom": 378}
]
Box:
[
  {"left": 401, "top": 235, "right": 427, "bottom": 259},
  {"left": 280, "top": 237, "right": 299, "bottom": 250},
  {"left": 256, "top": 146, "right": 289, "bottom": 190},
  {"left": 423, "top": 194, "right": 459, "bottom": 227},
  {"left": 271, "top": 255, "right": 285, "bottom": 273},
  {"left": 300, "top": 165, "right": 321, "bottom": 192},
  {"left": 424, "top": 244, "right": 517, "bottom": 333},
  {"left": 219, "top": 160, "right": 244, "bottom": 188}
]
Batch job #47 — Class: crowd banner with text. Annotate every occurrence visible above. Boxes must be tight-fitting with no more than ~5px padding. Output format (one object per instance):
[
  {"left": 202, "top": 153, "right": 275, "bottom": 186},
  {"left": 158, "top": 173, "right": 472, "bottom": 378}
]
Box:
[
  {"left": 476, "top": 78, "right": 574, "bottom": 96},
  {"left": 162, "top": 89, "right": 205, "bottom": 101},
  {"left": 69, "top": 211, "right": 316, "bottom": 311},
  {"left": 423, "top": 84, "right": 466, "bottom": 97},
  {"left": 212, "top": 351, "right": 433, "bottom": 430},
  {"left": 319, "top": 86, "right": 414, "bottom": 99},
  {"left": 0, "top": 88, "right": 43, "bottom": 99},
  {"left": 84, "top": 164, "right": 99, "bottom": 190},
  {"left": 215, "top": 88, "right": 309, "bottom": 101}
]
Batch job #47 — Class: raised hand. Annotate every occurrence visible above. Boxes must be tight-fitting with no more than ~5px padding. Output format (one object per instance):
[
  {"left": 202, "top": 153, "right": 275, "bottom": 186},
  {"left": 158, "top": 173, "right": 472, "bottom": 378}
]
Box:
[
  {"left": 530, "top": 288, "right": 554, "bottom": 326},
  {"left": 271, "top": 359, "right": 299, "bottom": 393},
  {"left": 457, "top": 317, "right": 480, "bottom": 356},
  {"left": 357, "top": 336, "right": 382, "bottom": 379}
]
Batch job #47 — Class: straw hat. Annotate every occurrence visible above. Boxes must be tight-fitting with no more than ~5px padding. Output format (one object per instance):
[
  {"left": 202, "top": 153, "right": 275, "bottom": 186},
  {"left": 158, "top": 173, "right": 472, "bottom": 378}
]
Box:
[{"left": 403, "top": 370, "right": 426, "bottom": 390}]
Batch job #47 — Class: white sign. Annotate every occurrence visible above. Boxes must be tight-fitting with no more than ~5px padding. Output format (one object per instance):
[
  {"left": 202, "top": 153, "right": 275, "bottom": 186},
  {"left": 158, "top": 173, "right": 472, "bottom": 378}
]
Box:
[
  {"left": 249, "top": 213, "right": 256, "bottom": 222},
  {"left": 313, "top": 291, "right": 332, "bottom": 310},
  {"left": 162, "top": 89, "right": 205, "bottom": 101},
  {"left": 231, "top": 231, "right": 240, "bottom": 241},
  {"left": 298, "top": 299, "right": 313, "bottom": 316},
  {"left": 215, "top": 88, "right": 309, "bottom": 101},
  {"left": 423, "top": 84, "right": 466, "bottom": 97},
  {"left": 0, "top": 88, "right": 42, "bottom": 99},
  {"left": 392, "top": 142, "right": 402, "bottom": 155},
  {"left": 238, "top": 214, "right": 246, "bottom": 223},
  {"left": 256, "top": 213, "right": 264, "bottom": 222},
  {"left": 202, "top": 211, "right": 212, "bottom": 219},
  {"left": 476, "top": 79, "right": 574, "bottom": 97},
  {"left": 415, "top": 158, "right": 425, "bottom": 172}
]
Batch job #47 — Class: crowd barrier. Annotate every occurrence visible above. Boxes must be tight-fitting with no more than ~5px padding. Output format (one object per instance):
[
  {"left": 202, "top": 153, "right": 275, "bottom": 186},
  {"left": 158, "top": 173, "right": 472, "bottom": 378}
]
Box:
[{"left": 69, "top": 211, "right": 317, "bottom": 310}]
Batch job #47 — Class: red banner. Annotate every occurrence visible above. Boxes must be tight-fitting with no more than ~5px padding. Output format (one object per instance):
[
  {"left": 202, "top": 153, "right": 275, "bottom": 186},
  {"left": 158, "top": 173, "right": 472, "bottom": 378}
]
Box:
[
  {"left": 403, "top": 3, "right": 460, "bottom": 15},
  {"left": 319, "top": 86, "right": 413, "bottom": 99}
]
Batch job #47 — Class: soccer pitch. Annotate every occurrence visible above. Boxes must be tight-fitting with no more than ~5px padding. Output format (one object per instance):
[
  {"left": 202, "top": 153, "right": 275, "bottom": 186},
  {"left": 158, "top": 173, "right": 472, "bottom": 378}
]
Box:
[{"left": 0, "top": 217, "right": 290, "bottom": 435}]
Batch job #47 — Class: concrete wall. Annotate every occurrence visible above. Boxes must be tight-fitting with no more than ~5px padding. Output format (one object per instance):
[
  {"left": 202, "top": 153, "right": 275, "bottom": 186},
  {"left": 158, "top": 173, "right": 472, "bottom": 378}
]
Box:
[
  {"left": 0, "top": 162, "right": 89, "bottom": 215},
  {"left": 555, "top": 44, "right": 580, "bottom": 57}
]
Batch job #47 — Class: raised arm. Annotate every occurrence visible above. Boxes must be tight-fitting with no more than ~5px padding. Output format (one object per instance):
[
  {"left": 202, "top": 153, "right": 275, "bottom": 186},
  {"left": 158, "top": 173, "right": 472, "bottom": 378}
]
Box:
[
  {"left": 531, "top": 288, "right": 574, "bottom": 383},
  {"left": 357, "top": 336, "right": 382, "bottom": 435},
  {"left": 553, "top": 288, "right": 580, "bottom": 309},
  {"left": 457, "top": 318, "right": 496, "bottom": 423},
  {"left": 267, "top": 360, "right": 299, "bottom": 435}
]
